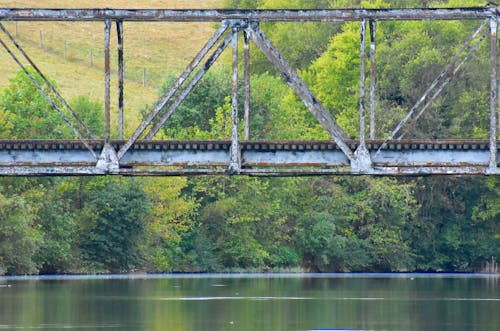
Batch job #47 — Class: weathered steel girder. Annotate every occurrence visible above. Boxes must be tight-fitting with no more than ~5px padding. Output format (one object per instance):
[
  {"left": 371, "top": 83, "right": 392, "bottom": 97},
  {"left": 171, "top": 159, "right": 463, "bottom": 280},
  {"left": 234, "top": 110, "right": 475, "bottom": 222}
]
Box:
[
  {"left": 0, "top": 140, "right": 498, "bottom": 176},
  {"left": 0, "top": 7, "right": 499, "bottom": 176},
  {"left": 0, "top": 8, "right": 496, "bottom": 22}
]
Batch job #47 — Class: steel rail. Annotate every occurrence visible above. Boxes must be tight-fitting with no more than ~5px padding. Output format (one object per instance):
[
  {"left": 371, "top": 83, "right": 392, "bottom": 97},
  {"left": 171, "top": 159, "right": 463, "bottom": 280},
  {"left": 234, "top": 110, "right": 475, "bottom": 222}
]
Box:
[{"left": 0, "top": 8, "right": 496, "bottom": 22}]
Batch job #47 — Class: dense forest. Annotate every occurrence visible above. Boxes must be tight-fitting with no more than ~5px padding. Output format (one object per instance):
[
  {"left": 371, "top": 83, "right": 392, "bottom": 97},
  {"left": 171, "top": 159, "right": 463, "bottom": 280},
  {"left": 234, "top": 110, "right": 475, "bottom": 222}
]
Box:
[{"left": 0, "top": 0, "right": 498, "bottom": 275}]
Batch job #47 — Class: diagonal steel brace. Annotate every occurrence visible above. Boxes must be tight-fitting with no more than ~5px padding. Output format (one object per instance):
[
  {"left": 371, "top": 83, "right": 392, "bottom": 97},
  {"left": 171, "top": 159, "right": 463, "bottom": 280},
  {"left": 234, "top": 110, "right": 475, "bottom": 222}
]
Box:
[
  {"left": 245, "top": 22, "right": 355, "bottom": 162},
  {"left": 375, "top": 19, "right": 488, "bottom": 156},
  {"left": 0, "top": 34, "right": 97, "bottom": 159},
  {"left": 0, "top": 23, "right": 95, "bottom": 141},
  {"left": 144, "top": 33, "right": 234, "bottom": 139},
  {"left": 397, "top": 32, "right": 487, "bottom": 140},
  {"left": 117, "top": 22, "right": 228, "bottom": 160}
]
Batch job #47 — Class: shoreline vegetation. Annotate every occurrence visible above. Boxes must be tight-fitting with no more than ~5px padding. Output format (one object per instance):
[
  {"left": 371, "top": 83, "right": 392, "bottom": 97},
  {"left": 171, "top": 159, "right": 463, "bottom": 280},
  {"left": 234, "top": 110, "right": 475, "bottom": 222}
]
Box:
[{"left": 0, "top": 0, "right": 499, "bottom": 276}]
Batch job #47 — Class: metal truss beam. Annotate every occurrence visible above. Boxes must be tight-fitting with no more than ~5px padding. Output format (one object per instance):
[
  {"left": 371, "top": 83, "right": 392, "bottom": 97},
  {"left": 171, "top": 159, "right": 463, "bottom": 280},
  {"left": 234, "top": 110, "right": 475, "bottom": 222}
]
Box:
[
  {"left": 246, "top": 23, "right": 355, "bottom": 162},
  {"left": 0, "top": 8, "right": 495, "bottom": 22},
  {"left": 0, "top": 7, "right": 499, "bottom": 177},
  {"left": 0, "top": 140, "right": 497, "bottom": 176}
]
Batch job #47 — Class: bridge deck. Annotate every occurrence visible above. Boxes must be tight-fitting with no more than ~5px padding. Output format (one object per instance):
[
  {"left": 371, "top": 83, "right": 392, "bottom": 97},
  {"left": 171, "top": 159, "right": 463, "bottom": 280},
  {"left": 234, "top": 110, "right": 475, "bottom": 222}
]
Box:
[{"left": 0, "top": 140, "right": 498, "bottom": 176}]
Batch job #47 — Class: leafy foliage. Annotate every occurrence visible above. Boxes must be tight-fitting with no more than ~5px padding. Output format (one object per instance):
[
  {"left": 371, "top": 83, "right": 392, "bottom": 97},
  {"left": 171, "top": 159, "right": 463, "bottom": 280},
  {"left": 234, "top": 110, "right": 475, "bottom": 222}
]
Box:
[
  {"left": 0, "top": 192, "right": 41, "bottom": 275},
  {"left": 79, "top": 178, "right": 151, "bottom": 273}
]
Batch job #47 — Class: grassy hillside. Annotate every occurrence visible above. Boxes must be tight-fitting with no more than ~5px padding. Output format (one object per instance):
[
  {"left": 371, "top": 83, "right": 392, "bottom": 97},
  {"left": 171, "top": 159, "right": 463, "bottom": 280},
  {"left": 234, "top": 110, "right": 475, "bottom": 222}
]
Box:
[{"left": 0, "top": 0, "right": 224, "bottom": 136}]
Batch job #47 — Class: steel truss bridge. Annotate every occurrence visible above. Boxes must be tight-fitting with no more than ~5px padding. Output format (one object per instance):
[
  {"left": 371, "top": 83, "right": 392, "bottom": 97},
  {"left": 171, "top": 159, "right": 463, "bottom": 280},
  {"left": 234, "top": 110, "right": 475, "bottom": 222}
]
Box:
[{"left": 0, "top": 7, "right": 499, "bottom": 176}]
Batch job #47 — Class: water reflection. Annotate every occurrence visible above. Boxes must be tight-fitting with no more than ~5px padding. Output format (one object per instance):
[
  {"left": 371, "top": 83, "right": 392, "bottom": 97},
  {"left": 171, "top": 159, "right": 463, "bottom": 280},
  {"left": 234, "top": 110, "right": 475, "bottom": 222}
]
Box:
[{"left": 0, "top": 274, "right": 498, "bottom": 331}]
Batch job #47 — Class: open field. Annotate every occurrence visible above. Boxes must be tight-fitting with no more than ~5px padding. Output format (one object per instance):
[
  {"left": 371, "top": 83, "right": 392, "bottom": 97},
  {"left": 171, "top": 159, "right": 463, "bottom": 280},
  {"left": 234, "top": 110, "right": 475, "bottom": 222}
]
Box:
[{"left": 0, "top": 0, "right": 224, "bottom": 136}]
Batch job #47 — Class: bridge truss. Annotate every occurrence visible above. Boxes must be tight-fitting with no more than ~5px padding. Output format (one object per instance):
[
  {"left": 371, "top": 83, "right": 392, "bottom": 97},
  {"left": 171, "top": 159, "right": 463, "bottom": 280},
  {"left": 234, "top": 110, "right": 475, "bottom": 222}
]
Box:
[{"left": 0, "top": 7, "right": 499, "bottom": 176}]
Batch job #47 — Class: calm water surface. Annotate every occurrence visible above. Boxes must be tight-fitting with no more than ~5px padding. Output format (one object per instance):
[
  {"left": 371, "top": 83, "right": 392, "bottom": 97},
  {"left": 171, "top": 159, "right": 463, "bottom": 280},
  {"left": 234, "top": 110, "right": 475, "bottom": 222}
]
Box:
[{"left": 0, "top": 273, "right": 498, "bottom": 331}]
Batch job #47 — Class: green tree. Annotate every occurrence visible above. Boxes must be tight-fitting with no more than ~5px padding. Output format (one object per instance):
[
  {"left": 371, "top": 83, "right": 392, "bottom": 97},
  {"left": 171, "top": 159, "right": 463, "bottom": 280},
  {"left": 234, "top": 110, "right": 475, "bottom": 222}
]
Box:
[
  {"left": 33, "top": 179, "right": 81, "bottom": 274},
  {"left": 0, "top": 192, "right": 41, "bottom": 275},
  {"left": 142, "top": 177, "right": 199, "bottom": 272},
  {"left": 70, "top": 96, "right": 104, "bottom": 137},
  {"left": 79, "top": 178, "right": 151, "bottom": 273},
  {"left": 410, "top": 177, "right": 499, "bottom": 271},
  {"left": 0, "top": 69, "right": 104, "bottom": 139},
  {"left": 0, "top": 68, "right": 69, "bottom": 139}
]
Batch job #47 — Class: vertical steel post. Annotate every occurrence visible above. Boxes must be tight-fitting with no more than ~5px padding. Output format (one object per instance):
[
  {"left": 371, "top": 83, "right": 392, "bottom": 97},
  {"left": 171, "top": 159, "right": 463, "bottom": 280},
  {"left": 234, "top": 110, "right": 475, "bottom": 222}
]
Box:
[
  {"left": 104, "top": 19, "right": 111, "bottom": 144},
  {"left": 117, "top": 20, "right": 124, "bottom": 140},
  {"left": 369, "top": 19, "right": 376, "bottom": 140},
  {"left": 230, "top": 26, "right": 240, "bottom": 172},
  {"left": 498, "top": 17, "right": 500, "bottom": 142},
  {"left": 359, "top": 18, "right": 367, "bottom": 147},
  {"left": 351, "top": 18, "right": 373, "bottom": 173},
  {"left": 351, "top": 18, "right": 372, "bottom": 172},
  {"left": 243, "top": 30, "right": 251, "bottom": 141},
  {"left": 489, "top": 17, "right": 498, "bottom": 171}
]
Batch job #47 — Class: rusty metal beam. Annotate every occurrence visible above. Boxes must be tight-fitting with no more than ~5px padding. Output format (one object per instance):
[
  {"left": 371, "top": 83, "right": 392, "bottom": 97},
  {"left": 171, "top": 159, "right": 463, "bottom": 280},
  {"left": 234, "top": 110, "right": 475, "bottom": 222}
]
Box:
[
  {"left": 369, "top": 19, "right": 376, "bottom": 140},
  {"left": 0, "top": 8, "right": 495, "bottom": 22},
  {"left": 229, "top": 27, "right": 241, "bottom": 173},
  {"left": 246, "top": 23, "right": 355, "bottom": 162},
  {"left": 0, "top": 139, "right": 497, "bottom": 176},
  {"left": 117, "top": 22, "right": 228, "bottom": 159},
  {"left": 351, "top": 18, "right": 372, "bottom": 173},
  {"left": 104, "top": 19, "right": 111, "bottom": 144},
  {"left": 359, "top": 19, "right": 367, "bottom": 148},
  {"left": 1, "top": 165, "right": 496, "bottom": 177},
  {"left": 117, "top": 20, "right": 124, "bottom": 140},
  {"left": 497, "top": 17, "right": 500, "bottom": 140},
  {"left": 243, "top": 30, "right": 251, "bottom": 141},
  {"left": 96, "top": 19, "right": 119, "bottom": 172},
  {"left": 489, "top": 17, "right": 498, "bottom": 172}
]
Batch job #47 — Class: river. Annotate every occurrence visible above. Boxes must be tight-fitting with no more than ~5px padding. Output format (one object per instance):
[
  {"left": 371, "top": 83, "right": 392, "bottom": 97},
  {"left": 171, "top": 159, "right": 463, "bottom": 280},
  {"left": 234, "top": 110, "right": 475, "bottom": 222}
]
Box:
[{"left": 0, "top": 273, "right": 498, "bottom": 330}]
